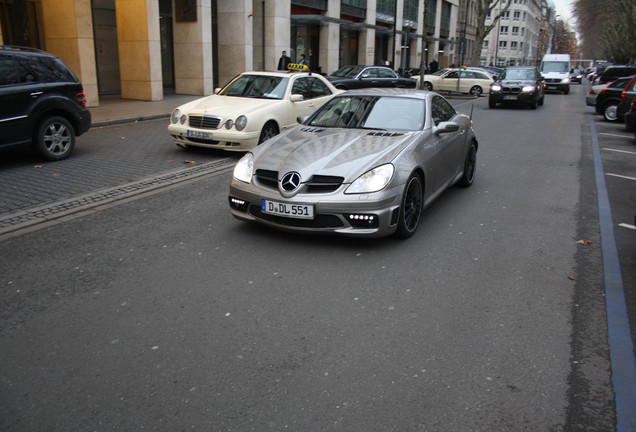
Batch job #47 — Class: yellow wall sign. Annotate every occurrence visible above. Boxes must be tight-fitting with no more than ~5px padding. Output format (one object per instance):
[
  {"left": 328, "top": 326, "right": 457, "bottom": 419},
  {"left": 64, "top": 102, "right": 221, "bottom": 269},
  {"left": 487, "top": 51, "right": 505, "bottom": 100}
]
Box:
[{"left": 287, "top": 63, "right": 308, "bottom": 71}]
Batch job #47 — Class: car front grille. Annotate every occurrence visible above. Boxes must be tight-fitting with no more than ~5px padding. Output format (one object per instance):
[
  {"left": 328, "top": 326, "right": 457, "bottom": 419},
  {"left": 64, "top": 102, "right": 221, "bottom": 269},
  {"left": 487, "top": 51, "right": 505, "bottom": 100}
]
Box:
[
  {"left": 188, "top": 115, "right": 222, "bottom": 129},
  {"left": 254, "top": 170, "right": 344, "bottom": 193},
  {"left": 248, "top": 205, "right": 344, "bottom": 228},
  {"left": 501, "top": 86, "right": 522, "bottom": 94},
  {"left": 545, "top": 78, "right": 563, "bottom": 84}
]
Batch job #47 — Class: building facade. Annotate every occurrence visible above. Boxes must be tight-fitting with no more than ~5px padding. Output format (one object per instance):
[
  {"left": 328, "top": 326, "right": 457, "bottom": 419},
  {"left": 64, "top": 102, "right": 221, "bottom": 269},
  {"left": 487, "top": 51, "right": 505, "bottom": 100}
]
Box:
[
  {"left": 0, "top": 0, "right": 467, "bottom": 107},
  {"left": 480, "top": 0, "right": 542, "bottom": 67}
]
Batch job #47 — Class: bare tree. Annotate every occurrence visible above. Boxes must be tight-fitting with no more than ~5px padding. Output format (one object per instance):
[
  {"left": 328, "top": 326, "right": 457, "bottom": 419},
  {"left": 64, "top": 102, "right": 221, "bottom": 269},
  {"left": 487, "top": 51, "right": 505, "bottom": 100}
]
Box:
[{"left": 468, "top": 0, "right": 513, "bottom": 67}]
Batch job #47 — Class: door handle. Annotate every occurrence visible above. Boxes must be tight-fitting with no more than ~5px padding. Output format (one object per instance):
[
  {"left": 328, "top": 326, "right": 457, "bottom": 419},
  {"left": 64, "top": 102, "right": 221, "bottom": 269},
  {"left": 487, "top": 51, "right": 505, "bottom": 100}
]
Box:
[{"left": 30, "top": 91, "right": 43, "bottom": 97}]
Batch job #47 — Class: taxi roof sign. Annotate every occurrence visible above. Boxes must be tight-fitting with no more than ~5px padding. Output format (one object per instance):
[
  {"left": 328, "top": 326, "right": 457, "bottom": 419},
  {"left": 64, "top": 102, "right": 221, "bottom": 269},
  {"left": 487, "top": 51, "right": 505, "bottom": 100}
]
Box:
[{"left": 287, "top": 63, "right": 308, "bottom": 72}]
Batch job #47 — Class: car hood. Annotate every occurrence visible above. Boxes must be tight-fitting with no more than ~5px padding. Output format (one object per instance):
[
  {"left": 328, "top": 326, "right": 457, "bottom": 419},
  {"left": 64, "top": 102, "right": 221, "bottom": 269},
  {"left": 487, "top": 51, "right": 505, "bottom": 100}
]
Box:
[
  {"left": 499, "top": 79, "right": 536, "bottom": 85},
  {"left": 184, "top": 95, "right": 280, "bottom": 117},
  {"left": 252, "top": 127, "right": 417, "bottom": 183}
]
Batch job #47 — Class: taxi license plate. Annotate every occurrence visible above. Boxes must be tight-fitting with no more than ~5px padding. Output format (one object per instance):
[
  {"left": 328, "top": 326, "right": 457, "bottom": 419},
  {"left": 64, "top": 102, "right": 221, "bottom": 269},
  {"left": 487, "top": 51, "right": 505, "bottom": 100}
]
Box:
[
  {"left": 262, "top": 199, "right": 314, "bottom": 219},
  {"left": 503, "top": 95, "right": 517, "bottom": 100},
  {"left": 187, "top": 130, "right": 212, "bottom": 139}
]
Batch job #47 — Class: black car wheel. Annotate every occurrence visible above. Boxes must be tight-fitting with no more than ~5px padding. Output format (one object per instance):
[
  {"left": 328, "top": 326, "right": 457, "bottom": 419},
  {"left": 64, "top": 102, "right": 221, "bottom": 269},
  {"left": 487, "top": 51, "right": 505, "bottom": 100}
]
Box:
[
  {"left": 603, "top": 102, "right": 619, "bottom": 122},
  {"left": 529, "top": 98, "right": 537, "bottom": 109},
  {"left": 488, "top": 99, "right": 497, "bottom": 109},
  {"left": 34, "top": 116, "right": 75, "bottom": 161},
  {"left": 469, "top": 86, "right": 483, "bottom": 97},
  {"left": 458, "top": 141, "right": 477, "bottom": 188},
  {"left": 396, "top": 174, "right": 423, "bottom": 238},
  {"left": 423, "top": 82, "right": 433, "bottom": 91},
  {"left": 258, "top": 121, "right": 279, "bottom": 144}
]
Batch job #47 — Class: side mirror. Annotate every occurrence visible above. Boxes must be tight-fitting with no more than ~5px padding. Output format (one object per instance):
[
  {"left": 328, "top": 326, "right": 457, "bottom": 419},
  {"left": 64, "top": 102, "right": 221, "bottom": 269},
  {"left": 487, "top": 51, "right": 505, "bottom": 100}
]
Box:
[
  {"left": 214, "top": 88, "right": 221, "bottom": 94},
  {"left": 435, "top": 121, "right": 460, "bottom": 135},
  {"left": 290, "top": 94, "right": 304, "bottom": 102}
]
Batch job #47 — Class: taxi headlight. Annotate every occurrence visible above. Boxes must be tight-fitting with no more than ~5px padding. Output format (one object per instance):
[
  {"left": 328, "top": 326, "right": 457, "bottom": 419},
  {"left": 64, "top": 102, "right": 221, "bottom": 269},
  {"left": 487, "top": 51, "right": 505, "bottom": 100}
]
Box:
[
  {"left": 171, "top": 109, "right": 181, "bottom": 124},
  {"left": 235, "top": 115, "right": 248, "bottom": 131},
  {"left": 225, "top": 119, "right": 234, "bottom": 129}
]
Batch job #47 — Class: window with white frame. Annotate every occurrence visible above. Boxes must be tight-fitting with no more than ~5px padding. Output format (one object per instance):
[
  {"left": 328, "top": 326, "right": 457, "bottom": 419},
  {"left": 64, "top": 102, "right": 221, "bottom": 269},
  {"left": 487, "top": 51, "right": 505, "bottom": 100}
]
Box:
[
  {"left": 499, "top": 41, "right": 507, "bottom": 49},
  {"left": 500, "top": 26, "right": 509, "bottom": 35},
  {"left": 502, "top": 11, "right": 510, "bottom": 20},
  {"left": 483, "top": 40, "right": 489, "bottom": 49},
  {"left": 513, "top": 11, "right": 520, "bottom": 20},
  {"left": 521, "top": 27, "right": 525, "bottom": 36},
  {"left": 511, "top": 41, "right": 518, "bottom": 50},
  {"left": 512, "top": 26, "right": 519, "bottom": 35}
]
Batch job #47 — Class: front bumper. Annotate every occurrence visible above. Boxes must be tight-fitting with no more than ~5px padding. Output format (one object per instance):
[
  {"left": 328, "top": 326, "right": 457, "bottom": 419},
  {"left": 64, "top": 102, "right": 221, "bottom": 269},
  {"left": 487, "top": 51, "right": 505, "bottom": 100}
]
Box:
[
  {"left": 228, "top": 178, "right": 402, "bottom": 238},
  {"left": 168, "top": 124, "right": 260, "bottom": 151},
  {"left": 489, "top": 90, "right": 538, "bottom": 104}
]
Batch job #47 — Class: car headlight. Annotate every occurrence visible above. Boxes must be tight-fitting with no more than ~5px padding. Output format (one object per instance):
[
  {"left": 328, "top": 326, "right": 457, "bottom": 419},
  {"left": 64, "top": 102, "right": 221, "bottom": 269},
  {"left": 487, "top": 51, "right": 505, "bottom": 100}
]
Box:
[
  {"left": 345, "top": 164, "right": 394, "bottom": 194},
  {"left": 235, "top": 115, "right": 247, "bottom": 131},
  {"left": 171, "top": 109, "right": 181, "bottom": 124},
  {"left": 522, "top": 85, "right": 535, "bottom": 92},
  {"left": 491, "top": 84, "right": 502, "bottom": 92},
  {"left": 225, "top": 119, "right": 234, "bottom": 129},
  {"left": 562, "top": 77, "right": 570, "bottom": 83},
  {"left": 233, "top": 153, "right": 254, "bottom": 183}
]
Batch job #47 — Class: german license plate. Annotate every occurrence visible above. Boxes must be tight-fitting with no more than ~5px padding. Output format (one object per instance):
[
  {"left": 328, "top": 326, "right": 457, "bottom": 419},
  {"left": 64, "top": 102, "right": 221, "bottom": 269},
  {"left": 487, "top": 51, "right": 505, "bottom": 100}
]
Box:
[
  {"left": 547, "top": 86, "right": 557, "bottom": 90},
  {"left": 503, "top": 95, "right": 517, "bottom": 100},
  {"left": 187, "top": 130, "right": 212, "bottom": 139},
  {"left": 262, "top": 199, "right": 314, "bottom": 219}
]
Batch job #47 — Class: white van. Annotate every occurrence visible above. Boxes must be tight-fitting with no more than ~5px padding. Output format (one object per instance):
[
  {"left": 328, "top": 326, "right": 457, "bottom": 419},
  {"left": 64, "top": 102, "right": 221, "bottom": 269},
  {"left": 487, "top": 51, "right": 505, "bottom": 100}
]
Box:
[{"left": 540, "top": 54, "right": 571, "bottom": 94}]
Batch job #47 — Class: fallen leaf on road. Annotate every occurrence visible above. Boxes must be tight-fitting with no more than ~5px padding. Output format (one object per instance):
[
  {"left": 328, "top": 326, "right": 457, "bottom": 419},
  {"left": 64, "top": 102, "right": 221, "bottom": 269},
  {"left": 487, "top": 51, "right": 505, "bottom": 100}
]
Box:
[
  {"left": 568, "top": 275, "right": 575, "bottom": 281},
  {"left": 34, "top": 165, "right": 43, "bottom": 168},
  {"left": 576, "top": 239, "right": 593, "bottom": 245},
  {"left": 120, "top": 137, "right": 126, "bottom": 140},
  {"left": 167, "top": 160, "right": 175, "bottom": 163},
  {"left": 184, "top": 160, "right": 196, "bottom": 164},
  {"left": 52, "top": 173, "right": 59, "bottom": 177}
]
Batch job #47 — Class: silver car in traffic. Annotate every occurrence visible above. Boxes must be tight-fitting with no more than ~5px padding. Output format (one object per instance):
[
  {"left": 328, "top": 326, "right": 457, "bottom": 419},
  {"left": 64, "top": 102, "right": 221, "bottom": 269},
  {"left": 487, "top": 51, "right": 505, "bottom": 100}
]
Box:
[{"left": 228, "top": 88, "right": 478, "bottom": 238}]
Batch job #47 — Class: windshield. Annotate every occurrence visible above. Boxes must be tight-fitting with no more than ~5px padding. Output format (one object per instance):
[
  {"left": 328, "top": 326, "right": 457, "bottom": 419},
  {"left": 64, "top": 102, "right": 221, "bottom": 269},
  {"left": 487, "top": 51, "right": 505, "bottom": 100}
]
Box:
[
  {"left": 331, "top": 66, "right": 364, "bottom": 78},
  {"left": 433, "top": 68, "right": 449, "bottom": 76},
  {"left": 501, "top": 69, "right": 536, "bottom": 80},
  {"left": 541, "top": 61, "right": 570, "bottom": 73},
  {"left": 219, "top": 75, "right": 288, "bottom": 99},
  {"left": 308, "top": 95, "right": 425, "bottom": 131}
]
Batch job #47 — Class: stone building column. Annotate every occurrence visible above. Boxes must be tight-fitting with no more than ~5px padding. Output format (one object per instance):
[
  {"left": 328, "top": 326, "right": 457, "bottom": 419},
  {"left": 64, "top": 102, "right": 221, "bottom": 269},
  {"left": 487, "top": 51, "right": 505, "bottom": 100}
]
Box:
[
  {"left": 358, "top": 0, "right": 376, "bottom": 65},
  {"left": 217, "top": 0, "right": 253, "bottom": 88},
  {"left": 115, "top": 0, "right": 162, "bottom": 101},
  {"left": 409, "top": 0, "right": 425, "bottom": 69},
  {"left": 41, "top": 0, "right": 99, "bottom": 107},
  {"left": 173, "top": 0, "right": 213, "bottom": 95},
  {"left": 257, "top": 0, "right": 290, "bottom": 71},
  {"left": 320, "top": 0, "right": 340, "bottom": 75}
]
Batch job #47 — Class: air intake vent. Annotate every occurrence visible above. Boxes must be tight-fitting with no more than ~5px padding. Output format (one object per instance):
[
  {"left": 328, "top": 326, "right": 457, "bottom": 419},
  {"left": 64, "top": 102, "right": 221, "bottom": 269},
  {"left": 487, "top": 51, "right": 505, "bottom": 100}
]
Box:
[
  {"left": 300, "top": 127, "right": 325, "bottom": 133},
  {"left": 367, "top": 131, "right": 403, "bottom": 137}
]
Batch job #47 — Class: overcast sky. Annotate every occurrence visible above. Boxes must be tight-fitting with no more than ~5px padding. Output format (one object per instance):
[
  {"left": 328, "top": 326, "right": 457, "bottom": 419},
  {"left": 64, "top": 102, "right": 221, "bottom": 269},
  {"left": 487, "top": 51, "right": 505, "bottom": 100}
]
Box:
[{"left": 551, "top": 0, "right": 575, "bottom": 24}]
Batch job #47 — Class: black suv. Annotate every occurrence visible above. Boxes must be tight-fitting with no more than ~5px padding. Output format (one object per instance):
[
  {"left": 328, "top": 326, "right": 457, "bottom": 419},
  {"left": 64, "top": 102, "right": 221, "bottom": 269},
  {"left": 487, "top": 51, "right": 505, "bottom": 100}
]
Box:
[
  {"left": 596, "top": 65, "right": 636, "bottom": 85},
  {"left": 488, "top": 66, "right": 545, "bottom": 109},
  {"left": 0, "top": 46, "right": 91, "bottom": 160}
]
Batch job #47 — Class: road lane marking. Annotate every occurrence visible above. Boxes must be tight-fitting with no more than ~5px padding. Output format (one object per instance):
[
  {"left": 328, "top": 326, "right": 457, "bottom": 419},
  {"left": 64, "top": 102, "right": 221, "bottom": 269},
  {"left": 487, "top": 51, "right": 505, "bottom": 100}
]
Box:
[
  {"left": 599, "top": 132, "right": 634, "bottom": 139},
  {"left": 619, "top": 223, "right": 635, "bottom": 230},
  {"left": 606, "top": 173, "right": 636, "bottom": 181},
  {"left": 602, "top": 148, "right": 636, "bottom": 155},
  {"left": 589, "top": 108, "right": 636, "bottom": 431}
]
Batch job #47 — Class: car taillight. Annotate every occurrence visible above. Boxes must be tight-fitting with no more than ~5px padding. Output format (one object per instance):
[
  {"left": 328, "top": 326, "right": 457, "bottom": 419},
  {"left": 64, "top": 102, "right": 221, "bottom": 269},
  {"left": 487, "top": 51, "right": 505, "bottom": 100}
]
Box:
[
  {"left": 588, "top": 89, "right": 595, "bottom": 95},
  {"left": 622, "top": 90, "right": 627, "bottom": 101},
  {"left": 75, "top": 91, "right": 87, "bottom": 107},
  {"left": 631, "top": 99, "right": 636, "bottom": 109}
]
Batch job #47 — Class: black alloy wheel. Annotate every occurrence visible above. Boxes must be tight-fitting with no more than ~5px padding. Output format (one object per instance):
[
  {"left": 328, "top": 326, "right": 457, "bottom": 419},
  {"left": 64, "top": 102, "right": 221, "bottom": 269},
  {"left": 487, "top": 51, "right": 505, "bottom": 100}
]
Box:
[
  {"left": 34, "top": 116, "right": 75, "bottom": 161},
  {"left": 424, "top": 82, "right": 433, "bottom": 91},
  {"left": 458, "top": 141, "right": 477, "bottom": 188},
  {"left": 396, "top": 174, "right": 423, "bottom": 238}
]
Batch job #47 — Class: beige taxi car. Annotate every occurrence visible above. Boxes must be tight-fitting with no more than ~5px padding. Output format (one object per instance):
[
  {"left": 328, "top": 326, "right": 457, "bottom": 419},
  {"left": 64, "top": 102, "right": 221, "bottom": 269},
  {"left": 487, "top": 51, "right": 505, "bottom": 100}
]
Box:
[{"left": 412, "top": 68, "right": 494, "bottom": 97}]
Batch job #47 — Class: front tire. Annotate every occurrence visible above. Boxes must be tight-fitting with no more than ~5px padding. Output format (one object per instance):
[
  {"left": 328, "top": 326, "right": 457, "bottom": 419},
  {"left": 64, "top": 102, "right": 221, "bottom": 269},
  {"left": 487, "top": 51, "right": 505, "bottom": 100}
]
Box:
[
  {"left": 395, "top": 174, "right": 423, "bottom": 238},
  {"left": 34, "top": 116, "right": 75, "bottom": 161},
  {"left": 488, "top": 99, "right": 497, "bottom": 109},
  {"left": 258, "top": 122, "right": 279, "bottom": 144},
  {"left": 603, "top": 102, "right": 619, "bottom": 122},
  {"left": 470, "top": 86, "right": 483, "bottom": 97},
  {"left": 423, "top": 81, "right": 433, "bottom": 91},
  {"left": 458, "top": 141, "right": 477, "bottom": 188}
]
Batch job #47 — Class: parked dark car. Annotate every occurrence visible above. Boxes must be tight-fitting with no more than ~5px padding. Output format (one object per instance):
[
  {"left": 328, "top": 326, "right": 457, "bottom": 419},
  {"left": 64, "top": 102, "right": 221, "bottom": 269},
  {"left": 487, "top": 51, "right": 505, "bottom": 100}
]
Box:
[
  {"left": 618, "top": 76, "right": 636, "bottom": 122},
  {"left": 625, "top": 98, "right": 636, "bottom": 140},
  {"left": 325, "top": 65, "right": 417, "bottom": 90},
  {"left": 594, "top": 75, "right": 636, "bottom": 122},
  {"left": 595, "top": 65, "right": 636, "bottom": 85},
  {"left": 488, "top": 66, "right": 545, "bottom": 109},
  {"left": 0, "top": 45, "right": 91, "bottom": 160}
]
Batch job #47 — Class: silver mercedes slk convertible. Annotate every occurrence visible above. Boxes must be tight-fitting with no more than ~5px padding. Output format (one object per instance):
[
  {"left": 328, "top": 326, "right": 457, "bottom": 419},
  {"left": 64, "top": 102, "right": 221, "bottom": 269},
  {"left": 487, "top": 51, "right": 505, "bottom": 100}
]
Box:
[{"left": 228, "top": 88, "right": 478, "bottom": 239}]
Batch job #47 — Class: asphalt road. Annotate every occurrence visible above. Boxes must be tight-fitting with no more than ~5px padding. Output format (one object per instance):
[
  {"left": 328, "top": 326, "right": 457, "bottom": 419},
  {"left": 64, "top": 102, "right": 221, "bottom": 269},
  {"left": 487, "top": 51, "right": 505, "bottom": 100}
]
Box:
[{"left": 0, "top": 84, "right": 633, "bottom": 431}]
